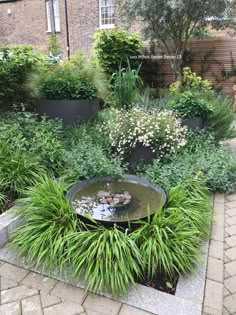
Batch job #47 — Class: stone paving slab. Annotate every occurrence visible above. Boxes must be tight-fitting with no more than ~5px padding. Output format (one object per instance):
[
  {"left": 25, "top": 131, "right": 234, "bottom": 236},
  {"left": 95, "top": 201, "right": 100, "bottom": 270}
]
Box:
[
  {"left": 22, "top": 272, "right": 58, "bottom": 293},
  {"left": 84, "top": 293, "right": 122, "bottom": 315},
  {"left": 21, "top": 295, "right": 43, "bottom": 315},
  {"left": 0, "top": 245, "right": 207, "bottom": 315},
  {"left": 0, "top": 301, "right": 21, "bottom": 315}
]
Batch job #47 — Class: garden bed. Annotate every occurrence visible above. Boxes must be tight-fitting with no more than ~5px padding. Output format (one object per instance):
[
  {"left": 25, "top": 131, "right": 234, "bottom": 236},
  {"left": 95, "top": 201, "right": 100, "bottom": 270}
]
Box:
[{"left": 0, "top": 204, "right": 211, "bottom": 315}]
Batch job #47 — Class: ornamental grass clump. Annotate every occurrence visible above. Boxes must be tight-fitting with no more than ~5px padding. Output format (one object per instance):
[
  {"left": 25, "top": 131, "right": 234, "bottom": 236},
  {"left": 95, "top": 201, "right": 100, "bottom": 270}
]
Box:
[
  {"left": 10, "top": 175, "right": 79, "bottom": 271},
  {"left": 10, "top": 175, "right": 212, "bottom": 296},
  {"left": 102, "top": 107, "right": 187, "bottom": 159},
  {"left": 167, "top": 178, "right": 212, "bottom": 238},
  {"left": 131, "top": 178, "right": 212, "bottom": 279},
  {"left": 131, "top": 209, "right": 201, "bottom": 279},
  {"left": 65, "top": 227, "right": 143, "bottom": 296}
]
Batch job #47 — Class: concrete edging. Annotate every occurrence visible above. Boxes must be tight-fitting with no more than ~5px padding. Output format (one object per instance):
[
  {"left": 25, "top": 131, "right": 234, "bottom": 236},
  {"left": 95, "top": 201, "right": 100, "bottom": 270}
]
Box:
[
  {"left": 0, "top": 207, "right": 22, "bottom": 246},
  {"left": 0, "top": 200, "right": 213, "bottom": 315}
]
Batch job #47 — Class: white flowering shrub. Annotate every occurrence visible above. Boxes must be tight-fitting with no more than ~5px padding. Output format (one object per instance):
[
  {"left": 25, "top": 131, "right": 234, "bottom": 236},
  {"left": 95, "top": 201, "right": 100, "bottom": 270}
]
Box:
[{"left": 102, "top": 107, "right": 187, "bottom": 158}]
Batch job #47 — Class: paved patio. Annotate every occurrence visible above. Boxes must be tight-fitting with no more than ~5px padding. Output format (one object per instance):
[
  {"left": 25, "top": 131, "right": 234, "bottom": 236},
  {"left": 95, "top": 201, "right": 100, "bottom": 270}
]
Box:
[
  {"left": 202, "top": 138, "right": 236, "bottom": 315},
  {"left": 0, "top": 261, "right": 153, "bottom": 315}
]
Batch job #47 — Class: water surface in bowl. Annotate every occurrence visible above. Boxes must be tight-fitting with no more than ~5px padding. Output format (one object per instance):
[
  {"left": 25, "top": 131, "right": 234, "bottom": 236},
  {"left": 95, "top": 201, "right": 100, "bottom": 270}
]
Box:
[{"left": 72, "top": 181, "right": 163, "bottom": 223}]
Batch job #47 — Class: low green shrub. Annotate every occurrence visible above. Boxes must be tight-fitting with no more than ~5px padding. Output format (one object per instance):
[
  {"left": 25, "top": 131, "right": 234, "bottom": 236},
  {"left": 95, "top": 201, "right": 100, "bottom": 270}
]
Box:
[
  {"left": 0, "top": 45, "right": 45, "bottom": 104},
  {"left": 10, "top": 176, "right": 78, "bottom": 270},
  {"left": 62, "top": 134, "right": 125, "bottom": 184},
  {"left": 170, "top": 90, "right": 213, "bottom": 118},
  {"left": 0, "top": 179, "right": 7, "bottom": 212},
  {"left": 67, "top": 53, "right": 110, "bottom": 102},
  {"left": 203, "top": 91, "right": 234, "bottom": 141},
  {"left": 0, "top": 141, "right": 45, "bottom": 196},
  {"left": 66, "top": 227, "right": 143, "bottom": 296},
  {"left": 143, "top": 135, "right": 236, "bottom": 193},
  {"left": 0, "top": 110, "right": 65, "bottom": 171},
  {"left": 102, "top": 107, "right": 187, "bottom": 159},
  {"left": 93, "top": 28, "right": 142, "bottom": 76},
  {"left": 169, "top": 67, "right": 212, "bottom": 95},
  {"left": 38, "top": 64, "right": 97, "bottom": 100}
]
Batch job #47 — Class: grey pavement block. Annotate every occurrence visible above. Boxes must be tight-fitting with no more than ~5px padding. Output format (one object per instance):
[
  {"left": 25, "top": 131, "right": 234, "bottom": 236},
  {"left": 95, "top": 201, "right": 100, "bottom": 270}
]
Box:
[
  {"left": 204, "top": 280, "right": 223, "bottom": 312},
  {"left": 50, "top": 281, "right": 87, "bottom": 305},
  {"left": 0, "top": 262, "right": 29, "bottom": 282},
  {"left": 22, "top": 272, "right": 58, "bottom": 293},
  {"left": 119, "top": 304, "right": 153, "bottom": 315},
  {"left": 206, "top": 257, "right": 224, "bottom": 283},
  {"left": 0, "top": 224, "right": 8, "bottom": 246},
  {"left": 0, "top": 208, "right": 22, "bottom": 232},
  {"left": 1, "top": 285, "right": 38, "bottom": 304},
  {"left": 84, "top": 293, "right": 122, "bottom": 315},
  {"left": 211, "top": 224, "right": 224, "bottom": 242},
  {"left": 0, "top": 207, "right": 23, "bottom": 246},
  {"left": 176, "top": 253, "right": 208, "bottom": 303},
  {"left": 0, "top": 301, "right": 21, "bottom": 315},
  {"left": 44, "top": 301, "right": 84, "bottom": 315},
  {"left": 0, "top": 247, "right": 34, "bottom": 269},
  {"left": 40, "top": 292, "right": 61, "bottom": 308},
  {"left": 21, "top": 294, "right": 43, "bottom": 315},
  {"left": 118, "top": 284, "right": 202, "bottom": 315},
  {"left": 209, "top": 240, "right": 224, "bottom": 260}
]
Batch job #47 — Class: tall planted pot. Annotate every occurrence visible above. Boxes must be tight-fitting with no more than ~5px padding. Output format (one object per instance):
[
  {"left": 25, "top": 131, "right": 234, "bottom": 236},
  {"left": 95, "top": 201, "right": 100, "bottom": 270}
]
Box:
[
  {"left": 181, "top": 117, "right": 203, "bottom": 130},
  {"left": 36, "top": 99, "right": 100, "bottom": 126},
  {"left": 126, "top": 144, "right": 156, "bottom": 167}
]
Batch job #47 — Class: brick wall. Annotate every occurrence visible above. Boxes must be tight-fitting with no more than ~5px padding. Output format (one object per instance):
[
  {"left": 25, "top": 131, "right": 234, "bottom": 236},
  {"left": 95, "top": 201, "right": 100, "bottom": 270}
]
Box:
[{"left": 0, "top": 0, "right": 125, "bottom": 58}]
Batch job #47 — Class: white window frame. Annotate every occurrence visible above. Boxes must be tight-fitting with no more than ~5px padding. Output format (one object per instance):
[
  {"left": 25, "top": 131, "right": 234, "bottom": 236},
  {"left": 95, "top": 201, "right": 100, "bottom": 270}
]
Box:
[
  {"left": 99, "top": 0, "right": 115, "bottom": 29},
  {"left": 46, "top": 0, "right": 61, "bottom": 33},
  {"left": 205, "top": 0, "right": 231, "bottom": 21}
]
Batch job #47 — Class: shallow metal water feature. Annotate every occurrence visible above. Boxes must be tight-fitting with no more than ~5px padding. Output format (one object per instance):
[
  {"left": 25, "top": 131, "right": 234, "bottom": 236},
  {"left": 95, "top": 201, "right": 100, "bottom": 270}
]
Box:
[{"left": 66, "top": 175, "right": 166, "bottom": 226}]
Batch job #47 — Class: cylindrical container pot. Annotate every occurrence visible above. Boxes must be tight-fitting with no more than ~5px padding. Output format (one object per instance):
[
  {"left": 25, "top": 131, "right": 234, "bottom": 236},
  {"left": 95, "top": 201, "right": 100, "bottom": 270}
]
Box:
[
  {"left": 181, "top": 117, "right": 203, "bottom": 130},
  {"left": 127, "top": 145, "right": 156, "bottom": 166},
  {"left": 36, "top": 99, "right": 100, "bottom": 126}
]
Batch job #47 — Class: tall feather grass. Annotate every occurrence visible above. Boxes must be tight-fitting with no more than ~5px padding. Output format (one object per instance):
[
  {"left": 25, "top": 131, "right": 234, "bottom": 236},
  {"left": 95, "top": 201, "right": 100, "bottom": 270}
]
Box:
[{"left": 111, "top": 61, "right": 142, "bottom": 110}]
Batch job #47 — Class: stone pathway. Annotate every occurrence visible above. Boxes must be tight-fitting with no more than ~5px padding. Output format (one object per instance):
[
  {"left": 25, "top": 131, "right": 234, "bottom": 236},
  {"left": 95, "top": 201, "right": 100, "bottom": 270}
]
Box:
[
  {"left": 203, "top": 138, "right": 236, "bottom": 315},
  {"left": 0, "top": 261, "right": 153, "bottom": 315}
]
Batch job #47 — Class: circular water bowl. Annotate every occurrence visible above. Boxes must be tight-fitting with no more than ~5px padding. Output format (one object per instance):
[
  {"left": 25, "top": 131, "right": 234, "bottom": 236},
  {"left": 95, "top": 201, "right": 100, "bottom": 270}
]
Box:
[{"left": 66, "top": 175, "right": 166, "bottom": 227}]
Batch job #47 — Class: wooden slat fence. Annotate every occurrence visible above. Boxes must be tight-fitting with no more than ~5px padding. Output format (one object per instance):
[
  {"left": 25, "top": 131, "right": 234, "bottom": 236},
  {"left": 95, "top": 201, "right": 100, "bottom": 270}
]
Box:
[{"left": 141, "top": 37, "right": 236, "bottom": 95}]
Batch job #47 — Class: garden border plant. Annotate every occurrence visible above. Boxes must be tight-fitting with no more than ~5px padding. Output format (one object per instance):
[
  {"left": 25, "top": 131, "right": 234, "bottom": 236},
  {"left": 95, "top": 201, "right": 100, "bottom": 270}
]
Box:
[{"left": 9, "top": 174, "right": 212, "bottom": 297}]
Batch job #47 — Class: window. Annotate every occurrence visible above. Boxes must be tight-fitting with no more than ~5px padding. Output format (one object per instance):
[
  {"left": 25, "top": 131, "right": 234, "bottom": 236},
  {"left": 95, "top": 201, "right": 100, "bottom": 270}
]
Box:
[
  {"left": 46, "top": 0, "right": 60, "bottom": 33},
  {"left": 99, "top": 0, "right": 115, "bottom": 29},
  {"left": 206, "top": 0, "right": 232, "bottom": 21}
]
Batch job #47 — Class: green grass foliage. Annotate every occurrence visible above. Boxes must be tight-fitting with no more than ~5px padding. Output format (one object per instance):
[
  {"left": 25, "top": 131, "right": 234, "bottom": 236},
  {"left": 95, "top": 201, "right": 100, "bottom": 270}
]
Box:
[{"left": 11, "top": 176, "right": 212, "bottom": 296}]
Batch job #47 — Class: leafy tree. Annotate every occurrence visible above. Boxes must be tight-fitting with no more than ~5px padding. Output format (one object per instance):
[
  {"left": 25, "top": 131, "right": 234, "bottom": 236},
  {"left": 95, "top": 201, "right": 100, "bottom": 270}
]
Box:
[{"left": 120, "top": 0, "right": 236, "bottom": 80}]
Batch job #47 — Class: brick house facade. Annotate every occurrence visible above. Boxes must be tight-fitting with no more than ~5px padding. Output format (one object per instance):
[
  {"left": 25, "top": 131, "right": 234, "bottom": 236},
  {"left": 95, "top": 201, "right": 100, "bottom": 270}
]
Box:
[
  {"left": 0, "top": 0, "right": 232, "bottom": 59},
  {"left": 0, "top": 0, "right": 124, "bottom": 58}
]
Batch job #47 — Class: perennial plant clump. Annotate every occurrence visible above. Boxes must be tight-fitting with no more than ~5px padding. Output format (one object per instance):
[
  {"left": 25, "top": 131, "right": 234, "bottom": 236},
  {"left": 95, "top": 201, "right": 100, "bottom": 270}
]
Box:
[{"left": 102, "top": 107, "right": 187, "bottom": 158}]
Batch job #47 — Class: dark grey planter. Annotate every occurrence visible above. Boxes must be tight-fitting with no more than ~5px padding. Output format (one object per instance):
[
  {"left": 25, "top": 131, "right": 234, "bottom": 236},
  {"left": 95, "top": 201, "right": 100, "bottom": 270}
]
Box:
[
  {"left": 182, "top": 117, "right": 203, "bottom": 130},
  {"left": 36, "top": 99, "right": 100, "bottom": 126},
  {"left": 127, "top": 145, "right": 156, "bottom": 166}
]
